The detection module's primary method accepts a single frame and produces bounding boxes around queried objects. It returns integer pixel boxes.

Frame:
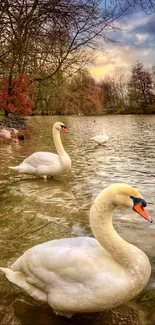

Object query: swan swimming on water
[91,129,109,145]
[91,134,109,144]
[9,122,71,179]
[0,183,152,318]
[0,126,18,143]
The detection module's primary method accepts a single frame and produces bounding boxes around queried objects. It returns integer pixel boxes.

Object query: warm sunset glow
[89,11,155,81]
[89,64,115,81]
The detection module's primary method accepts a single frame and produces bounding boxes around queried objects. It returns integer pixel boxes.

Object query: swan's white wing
[91,135,109,143]
[11,236,125,283]
[9,237,128,312]
[22,152,59,167]
[10,151,66,176]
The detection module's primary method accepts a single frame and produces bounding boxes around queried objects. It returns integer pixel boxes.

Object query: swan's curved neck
[90,190,149,270]
[53,127,66,156]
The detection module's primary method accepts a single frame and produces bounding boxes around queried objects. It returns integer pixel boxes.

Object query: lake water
[0,115,155,325]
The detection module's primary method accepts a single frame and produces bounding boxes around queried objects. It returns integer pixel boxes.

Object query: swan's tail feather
[0,267,47,302]
[9,166,20,171]
[0,267,26,287]
[9,164,36,174]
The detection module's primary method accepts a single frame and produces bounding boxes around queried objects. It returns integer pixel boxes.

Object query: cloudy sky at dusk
[90,4,155,81]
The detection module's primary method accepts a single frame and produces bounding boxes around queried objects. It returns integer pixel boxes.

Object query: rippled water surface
[0,115,155,325]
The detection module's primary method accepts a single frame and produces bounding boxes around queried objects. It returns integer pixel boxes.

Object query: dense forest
[0,0,155,116]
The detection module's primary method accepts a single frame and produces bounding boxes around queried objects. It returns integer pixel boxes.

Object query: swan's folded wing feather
[9,237,130,312]
[22,152,59,167]
[91,135,108,142]
[11,237,123,289]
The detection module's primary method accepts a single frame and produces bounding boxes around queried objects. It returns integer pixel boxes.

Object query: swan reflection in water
[9,177,75,206]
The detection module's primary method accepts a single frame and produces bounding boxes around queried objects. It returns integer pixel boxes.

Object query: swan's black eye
[130,196,147,207]
[60,125,66,129]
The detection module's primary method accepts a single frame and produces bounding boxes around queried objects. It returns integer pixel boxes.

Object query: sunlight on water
[0,115,155,324]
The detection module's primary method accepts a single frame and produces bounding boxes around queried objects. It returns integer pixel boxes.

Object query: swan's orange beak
[133,203,152,223]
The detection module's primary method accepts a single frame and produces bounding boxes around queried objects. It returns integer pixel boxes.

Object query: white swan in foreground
[9,122,71,179]
[0,184,152,317]
[91,134,109,145]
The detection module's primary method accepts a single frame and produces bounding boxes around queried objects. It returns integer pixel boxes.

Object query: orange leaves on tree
[0,74,35,116]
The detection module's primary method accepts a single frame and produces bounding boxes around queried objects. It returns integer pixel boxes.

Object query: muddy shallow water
[0,115,155,325]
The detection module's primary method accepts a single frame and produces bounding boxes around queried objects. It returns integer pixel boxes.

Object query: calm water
[0,115,155,325]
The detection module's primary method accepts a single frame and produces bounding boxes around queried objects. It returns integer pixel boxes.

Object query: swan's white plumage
[11,152,65,176]
[9,122,71,178]
[0,184,151,317]
[0,127,18,141]
[0,129,12,140]
[91,134,109,145]
[1,237,130,312]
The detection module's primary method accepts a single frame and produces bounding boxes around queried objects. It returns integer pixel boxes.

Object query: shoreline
[0,114,27,130]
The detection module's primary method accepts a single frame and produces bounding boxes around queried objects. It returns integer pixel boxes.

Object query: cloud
[89,42,155,81]
[136,33,149,42]
[134,15,155,34]
[89,11,155,81]
[114,12,149,32]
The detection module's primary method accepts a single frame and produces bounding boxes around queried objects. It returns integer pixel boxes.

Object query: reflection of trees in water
[127,116,155,159]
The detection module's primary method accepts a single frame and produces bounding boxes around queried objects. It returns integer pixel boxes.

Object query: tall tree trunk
[5,72,13,117]
[4,110,9,117]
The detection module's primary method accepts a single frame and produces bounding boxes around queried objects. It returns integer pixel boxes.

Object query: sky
[90,3,155,81]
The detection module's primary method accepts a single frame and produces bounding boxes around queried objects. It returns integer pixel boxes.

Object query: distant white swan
[0,127,18,143]
[91,133,109,145]
[0,127,11,140]
[9,122,71,179]
[0,184,152,318]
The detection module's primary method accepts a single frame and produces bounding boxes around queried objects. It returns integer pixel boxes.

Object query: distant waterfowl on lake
[0,126,18,143]
[18,133,25,140]
[10,128,30,141]
[0,127,11,140]
[91,133,109,145]
[0,184,152,318]
[9,122,71,180]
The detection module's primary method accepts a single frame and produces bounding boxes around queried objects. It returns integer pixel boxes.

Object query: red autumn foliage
[0,74,35,116]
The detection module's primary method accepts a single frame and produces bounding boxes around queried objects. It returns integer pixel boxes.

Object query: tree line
[34,62,155,115]
[0,0,155,116]
[99,62,155,115]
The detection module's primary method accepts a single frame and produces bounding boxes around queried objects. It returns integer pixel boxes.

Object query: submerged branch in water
[6,219,70,241]
[29,220,70,234]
